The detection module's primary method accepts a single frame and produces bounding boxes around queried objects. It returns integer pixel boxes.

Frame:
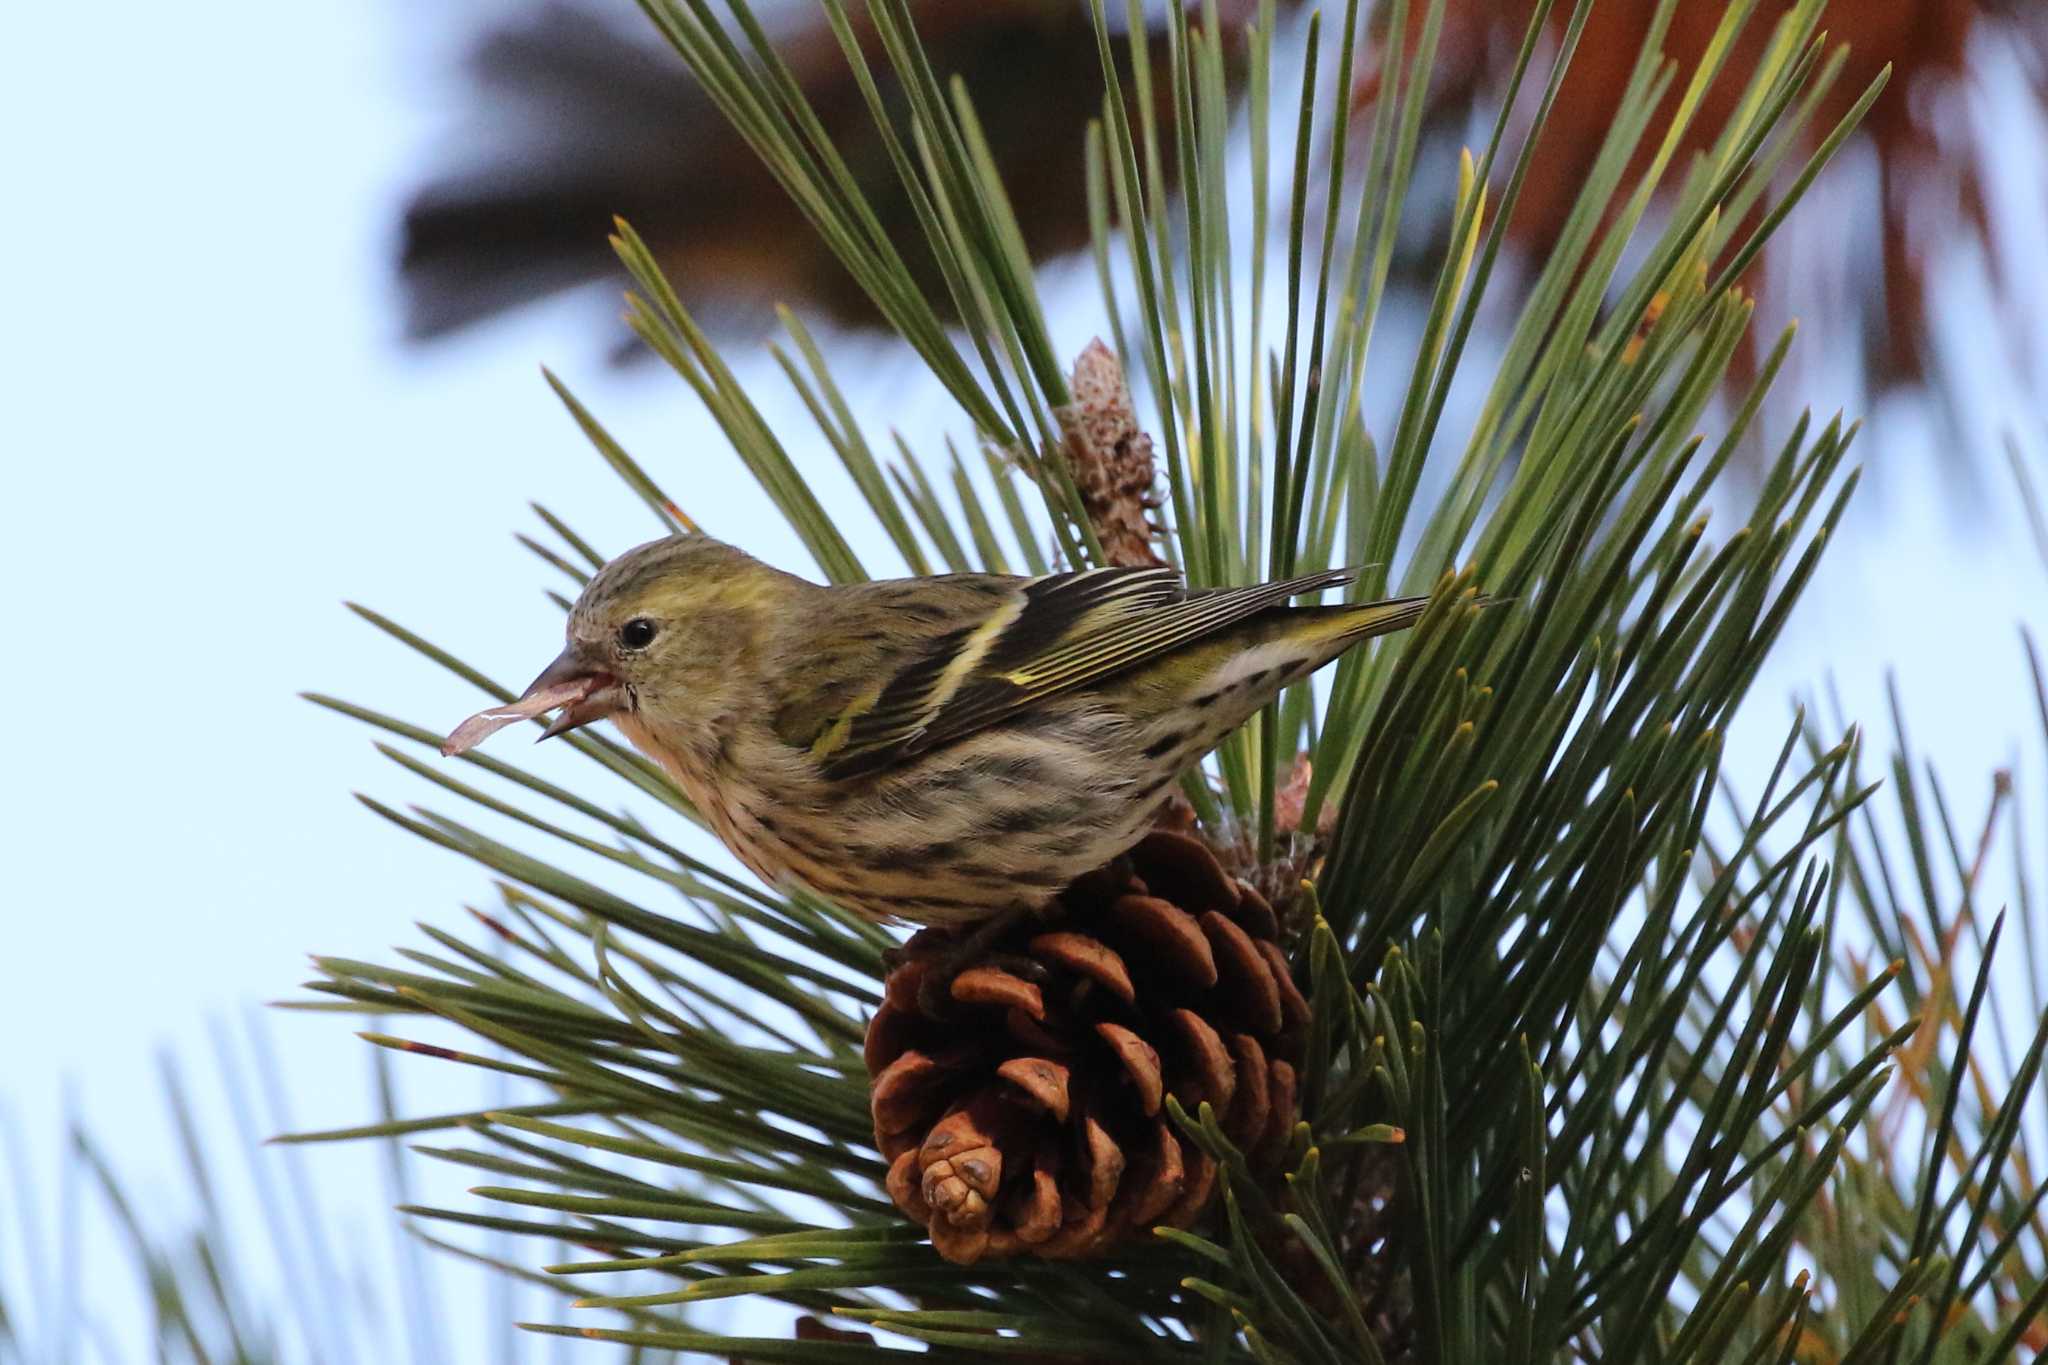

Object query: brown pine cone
[1056,340,1166,570]
[865,830,1312,1264]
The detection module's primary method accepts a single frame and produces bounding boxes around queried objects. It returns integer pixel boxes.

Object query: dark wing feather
[814,564,1356,780]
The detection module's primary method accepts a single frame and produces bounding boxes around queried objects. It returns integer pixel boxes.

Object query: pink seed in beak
[440,677,606,757]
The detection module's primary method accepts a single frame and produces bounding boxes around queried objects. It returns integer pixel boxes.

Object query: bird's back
[706,566,1426,924]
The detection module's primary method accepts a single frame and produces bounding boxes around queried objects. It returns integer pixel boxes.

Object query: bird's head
[441,533,797,756]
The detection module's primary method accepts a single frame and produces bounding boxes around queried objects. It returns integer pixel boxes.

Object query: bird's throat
[615,712,712,799]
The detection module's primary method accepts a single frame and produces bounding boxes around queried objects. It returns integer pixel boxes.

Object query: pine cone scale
[953,965,1046,1016]
[1110,893,1218,986]
[1202,911,1285,1035]
[1095,1021,1165,1116]
[1167,1006,1237,1112]
[996,1056,1072,1120]
[1225,1034,1271,1149]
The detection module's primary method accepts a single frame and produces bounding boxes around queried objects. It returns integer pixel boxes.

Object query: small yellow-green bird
[443,534,1429,927]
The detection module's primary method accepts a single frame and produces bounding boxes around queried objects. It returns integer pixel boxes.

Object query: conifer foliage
[266,0,2047,1359]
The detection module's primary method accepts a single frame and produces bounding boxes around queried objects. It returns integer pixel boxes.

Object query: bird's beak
[440,645,624,757]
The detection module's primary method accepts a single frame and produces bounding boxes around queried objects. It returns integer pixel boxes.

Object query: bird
[442,533,1431,931]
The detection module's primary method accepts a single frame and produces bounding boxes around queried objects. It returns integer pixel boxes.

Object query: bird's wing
[808,564,1357,780]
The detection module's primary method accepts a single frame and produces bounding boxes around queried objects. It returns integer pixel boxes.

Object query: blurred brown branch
[399,0,1245,349]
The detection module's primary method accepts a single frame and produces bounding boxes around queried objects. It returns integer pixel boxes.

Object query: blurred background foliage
[399,0,1213,343]
[400,0,2046,402]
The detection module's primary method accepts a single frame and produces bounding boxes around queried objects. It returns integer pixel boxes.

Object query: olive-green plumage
[444,534,1429,925]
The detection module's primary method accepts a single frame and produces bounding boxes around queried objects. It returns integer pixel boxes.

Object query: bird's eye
[618,618,658,651]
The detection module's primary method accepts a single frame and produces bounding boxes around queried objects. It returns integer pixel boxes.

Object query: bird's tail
[1290,589,1492,655]
[1328,593,1433,642]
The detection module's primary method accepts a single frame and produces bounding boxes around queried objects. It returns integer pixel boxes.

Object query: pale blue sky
[3,2,2045,1359]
